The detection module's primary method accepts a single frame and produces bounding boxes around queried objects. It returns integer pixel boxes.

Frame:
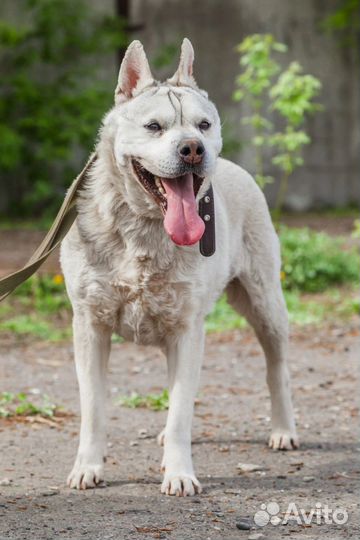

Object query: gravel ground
[0,324,359,540]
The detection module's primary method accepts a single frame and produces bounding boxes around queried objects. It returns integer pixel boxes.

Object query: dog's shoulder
[212,157,269,217]
[214,157,259,192]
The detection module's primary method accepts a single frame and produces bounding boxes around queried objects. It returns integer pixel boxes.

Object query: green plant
[0,391,57,417]
[233,34,322,213]
[279,226,359,292]
[0,0,127,217]
[351,219,360,239]
[118,389,169,411]
[12,273,70,313]
[322,0,360,48]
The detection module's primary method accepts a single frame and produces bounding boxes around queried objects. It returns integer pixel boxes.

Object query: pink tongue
[161,173,205,246]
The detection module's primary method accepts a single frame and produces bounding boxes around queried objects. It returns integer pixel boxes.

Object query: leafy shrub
[0,0,126,217]
[233,34,322,214]
[279,226,359,292]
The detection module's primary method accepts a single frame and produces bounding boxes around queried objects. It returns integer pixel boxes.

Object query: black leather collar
[199,184,216,257]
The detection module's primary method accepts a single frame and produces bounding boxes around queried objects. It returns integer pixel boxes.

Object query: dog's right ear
[167,38,198,88]
[115,41,154,104]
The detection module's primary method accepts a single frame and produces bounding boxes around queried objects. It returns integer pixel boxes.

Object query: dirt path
[0,325,358,539]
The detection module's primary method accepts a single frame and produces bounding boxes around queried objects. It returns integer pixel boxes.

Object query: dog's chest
[90,258,192,345]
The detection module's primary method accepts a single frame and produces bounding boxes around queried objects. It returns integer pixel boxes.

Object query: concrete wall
[130,0,360,209]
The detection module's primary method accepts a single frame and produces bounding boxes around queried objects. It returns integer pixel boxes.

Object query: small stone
[303,476,315,482]
[237,463,266,473]
[138,428,148,439]
[236,519,252,530]
[248,534,265,540]
[0,478,11,486]
[129,440,139,446]
[41,490,59,496]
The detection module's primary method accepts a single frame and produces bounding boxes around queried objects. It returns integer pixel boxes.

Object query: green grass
[285,291,327,325]
[205,288,359,331]
[117,389,169,411]
[0,314,71,341]
[0,217,54,230]
[205,295,247,332]
[0,391,57,418]
[277,207,359,219]
[0,274,71,341]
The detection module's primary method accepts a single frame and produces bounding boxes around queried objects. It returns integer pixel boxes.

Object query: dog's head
[103,38,222,246]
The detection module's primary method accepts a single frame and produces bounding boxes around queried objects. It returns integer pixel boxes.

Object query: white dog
[60,38,298,497]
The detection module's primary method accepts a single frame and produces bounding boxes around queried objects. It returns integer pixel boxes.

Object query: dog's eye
[145,122,162,132]
[199,120,211,131]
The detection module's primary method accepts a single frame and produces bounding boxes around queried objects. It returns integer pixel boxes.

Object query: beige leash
[0,153,97,302]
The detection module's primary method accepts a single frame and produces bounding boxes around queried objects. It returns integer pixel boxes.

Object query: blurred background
[0,0,359,216]
[0,0,359,343]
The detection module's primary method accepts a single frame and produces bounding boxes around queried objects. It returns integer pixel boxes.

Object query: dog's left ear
[167,38,198,88]
[115,40,154,104]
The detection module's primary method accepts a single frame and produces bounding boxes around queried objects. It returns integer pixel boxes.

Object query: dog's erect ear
[167,38,198,88]
[115,41,154,104]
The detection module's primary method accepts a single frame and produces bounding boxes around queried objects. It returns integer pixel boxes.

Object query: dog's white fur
[60,39,298,497]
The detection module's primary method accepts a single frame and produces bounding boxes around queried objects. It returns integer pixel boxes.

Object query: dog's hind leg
[67,311,111,489]
[160,323,204,496]
[226,273,298,450]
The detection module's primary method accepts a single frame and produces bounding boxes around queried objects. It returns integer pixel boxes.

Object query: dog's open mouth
[132,159,205,246]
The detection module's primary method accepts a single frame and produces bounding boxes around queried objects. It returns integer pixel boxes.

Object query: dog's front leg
[67,311,111,489]
[161,324,204,496]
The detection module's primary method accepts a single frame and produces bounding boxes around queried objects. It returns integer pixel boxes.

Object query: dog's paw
[67,457,105,490]
[157,428,165,446]
[269,431,299,450]
[161,474,202,497]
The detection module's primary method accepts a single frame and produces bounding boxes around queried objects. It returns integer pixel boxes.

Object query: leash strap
[199,184,216,257]
[0,153,97,302]
[0,156,216,301]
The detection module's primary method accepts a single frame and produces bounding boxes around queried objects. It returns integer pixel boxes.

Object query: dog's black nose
[178,139,205,165]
